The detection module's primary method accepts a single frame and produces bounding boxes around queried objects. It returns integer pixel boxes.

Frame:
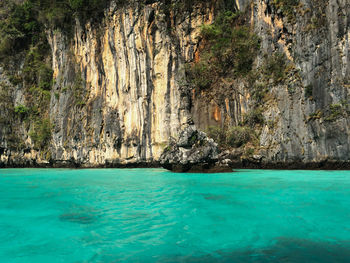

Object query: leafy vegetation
[304,84,313,99]
[309,15,327,30]
[243,108,264,126]
[307,109,323,121]
[23,45,53,89]
[0,84,14,125]
[32,0,112,30]
[0,1,42,60]
[249,83,268,104]
[206,107,263,149]
[207,126,227,146]
[325,104,344,122]
[14,104,30,119]
[0,1,54,152]
[0,0,115,60]
[72,71,87,106]
[262,52,288,84]
[272,0,300,22]
[187,9,268,151]
[305,1,328,32]
[207,126,256,149]
[226,126,255,148]
[186,11,260,92]
[29,118,52,150]
[308,103,348,122]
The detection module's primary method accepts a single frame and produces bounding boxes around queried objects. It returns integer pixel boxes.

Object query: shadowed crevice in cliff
[108,26,120,96]
[142,11,156,161]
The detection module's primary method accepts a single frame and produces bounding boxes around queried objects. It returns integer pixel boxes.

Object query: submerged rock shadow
[202,193,226,201]
[156,237,350,263]
[78,237,350,263]
[59,213,96,224]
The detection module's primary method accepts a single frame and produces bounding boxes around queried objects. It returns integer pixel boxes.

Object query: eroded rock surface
[0,0,350,168]
[160,123,231,173]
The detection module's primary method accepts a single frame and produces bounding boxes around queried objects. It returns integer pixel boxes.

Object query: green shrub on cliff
[0,0,114,42]
[184,54,213,90]
[35,0,111,29]
[263,52,287,84]
[207,126,226,146]
[243,108,265,126]
[14,105,30,119]
[189,9,262,150]
[304,84,313,99]
[186,10,260,95]
[207,125,255,149]
[0,0,52,89]
[29,118,52,150]
[38,64,54,91]
[272,0,299,22]
[226,126,254,148]
[72,71,88,106]
[0,1,41,59]
[325,104,344,122]
[22,44,53,89]
[201,11,259,77]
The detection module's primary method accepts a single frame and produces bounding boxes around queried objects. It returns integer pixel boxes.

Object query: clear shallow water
[0,169,350,263]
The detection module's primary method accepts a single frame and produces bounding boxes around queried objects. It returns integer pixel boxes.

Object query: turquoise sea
[0,168,349,262]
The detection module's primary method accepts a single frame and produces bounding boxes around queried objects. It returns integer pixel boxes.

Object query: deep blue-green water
[0,169,350,262]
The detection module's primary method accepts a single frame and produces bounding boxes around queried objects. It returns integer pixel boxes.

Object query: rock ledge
[159,124,232,173]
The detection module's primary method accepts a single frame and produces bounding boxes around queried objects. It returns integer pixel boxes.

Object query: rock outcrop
[0,1,216,167]
[0,0,350,168]
[160,122,231,172]
[191,0,350,165]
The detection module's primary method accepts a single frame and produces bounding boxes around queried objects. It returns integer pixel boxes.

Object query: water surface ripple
[0,169,349,262]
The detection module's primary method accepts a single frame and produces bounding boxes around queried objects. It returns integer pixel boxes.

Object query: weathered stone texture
[1,0,349,167]
[192,0,350,164]
[46,2,215,166]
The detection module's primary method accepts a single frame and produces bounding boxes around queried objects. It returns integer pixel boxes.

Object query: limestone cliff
[0,0,349,167]
[190,0,350,166]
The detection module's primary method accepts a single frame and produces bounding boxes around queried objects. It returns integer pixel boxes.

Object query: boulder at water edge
[159,124,232,173]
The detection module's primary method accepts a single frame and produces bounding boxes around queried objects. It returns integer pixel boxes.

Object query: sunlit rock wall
[1,0,349,167]
[191,0,350,163]
[47,2,215,166]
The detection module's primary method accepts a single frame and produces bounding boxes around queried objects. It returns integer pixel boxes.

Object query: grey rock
[1,0,350,168]
[253,155,263,161]
[160,125,230,172]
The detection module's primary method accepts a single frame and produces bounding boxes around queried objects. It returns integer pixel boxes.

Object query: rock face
[159,123,231,172]
[45,2,217,166]
[0,1,216,167]
[190,0,350,166]
[0,0,350,168]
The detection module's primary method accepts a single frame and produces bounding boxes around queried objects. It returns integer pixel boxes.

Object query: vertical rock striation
[46,1,215,166]
[256,0,350,163]
[191,0,350,165]
[0,0,349,167]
